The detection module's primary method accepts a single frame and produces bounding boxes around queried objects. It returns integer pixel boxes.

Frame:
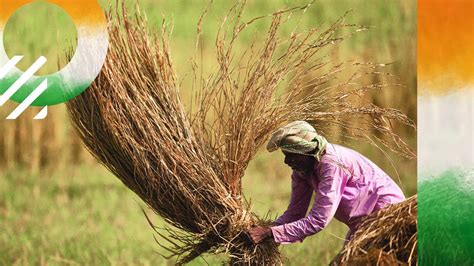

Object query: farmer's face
[283,151,315,175]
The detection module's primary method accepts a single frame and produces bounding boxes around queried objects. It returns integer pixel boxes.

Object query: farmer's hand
[248,226,273,244]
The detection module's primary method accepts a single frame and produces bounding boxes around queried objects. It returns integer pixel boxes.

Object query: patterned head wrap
[266,121,328,160]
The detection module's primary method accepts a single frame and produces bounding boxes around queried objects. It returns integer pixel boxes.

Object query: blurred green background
[0,0,416,265]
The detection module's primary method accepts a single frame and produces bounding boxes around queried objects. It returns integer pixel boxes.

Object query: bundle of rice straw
[67,2,415,264]
[331,195,417,266]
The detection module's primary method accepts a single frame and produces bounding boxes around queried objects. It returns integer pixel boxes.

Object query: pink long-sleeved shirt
[270,144,405,244]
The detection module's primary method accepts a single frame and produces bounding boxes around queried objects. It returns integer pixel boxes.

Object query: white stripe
[0,56,23,79]
[33,106,48,120]
[7,79,48,120]
[0,56,47,107]
[418,88,474,179]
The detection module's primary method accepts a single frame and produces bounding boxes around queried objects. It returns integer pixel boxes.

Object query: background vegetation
[0,0,416,264]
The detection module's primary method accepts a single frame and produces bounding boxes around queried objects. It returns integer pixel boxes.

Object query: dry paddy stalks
[331,195,417,266]
[67,2,415,265]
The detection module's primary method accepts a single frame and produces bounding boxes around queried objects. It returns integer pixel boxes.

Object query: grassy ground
[1,159,348,265]
[0,149,413,265]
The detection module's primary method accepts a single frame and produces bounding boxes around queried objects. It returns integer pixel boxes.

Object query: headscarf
[266,121,328,161]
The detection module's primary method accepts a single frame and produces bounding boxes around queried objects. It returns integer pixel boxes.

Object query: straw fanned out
[67,2,415,265]
[331,195,417,266]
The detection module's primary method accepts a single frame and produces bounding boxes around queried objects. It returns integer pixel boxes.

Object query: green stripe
[418,169,474,265]
[0,74,90,106]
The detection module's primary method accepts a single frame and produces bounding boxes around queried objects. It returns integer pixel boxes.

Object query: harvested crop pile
[331,195,417,266]
[67,2,415,264]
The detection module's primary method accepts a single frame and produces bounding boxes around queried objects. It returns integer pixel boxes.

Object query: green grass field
[0,149,413,265]
[1,0,416,264]
[1,156,348,265]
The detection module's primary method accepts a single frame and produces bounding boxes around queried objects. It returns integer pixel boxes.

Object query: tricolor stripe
[6,79,47,119]
[418,0,474,264]
[0,0,108,106]
[0,56,46,106]
[0,0,107,25]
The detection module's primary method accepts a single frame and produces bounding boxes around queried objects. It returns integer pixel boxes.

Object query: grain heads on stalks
[67,2,415,264]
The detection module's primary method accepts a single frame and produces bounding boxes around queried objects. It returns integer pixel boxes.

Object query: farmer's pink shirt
[271,144,405,244]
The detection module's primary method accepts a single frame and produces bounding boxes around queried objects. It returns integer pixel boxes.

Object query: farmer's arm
[270,164,346,244]
[273,172,313,226]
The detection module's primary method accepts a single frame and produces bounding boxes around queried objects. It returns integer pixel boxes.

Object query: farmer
[248,121,405,245]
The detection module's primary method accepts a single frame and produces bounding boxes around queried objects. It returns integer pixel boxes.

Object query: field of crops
[0,0,416,264]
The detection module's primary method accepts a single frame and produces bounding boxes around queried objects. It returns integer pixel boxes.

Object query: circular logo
[0,0,108,106]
